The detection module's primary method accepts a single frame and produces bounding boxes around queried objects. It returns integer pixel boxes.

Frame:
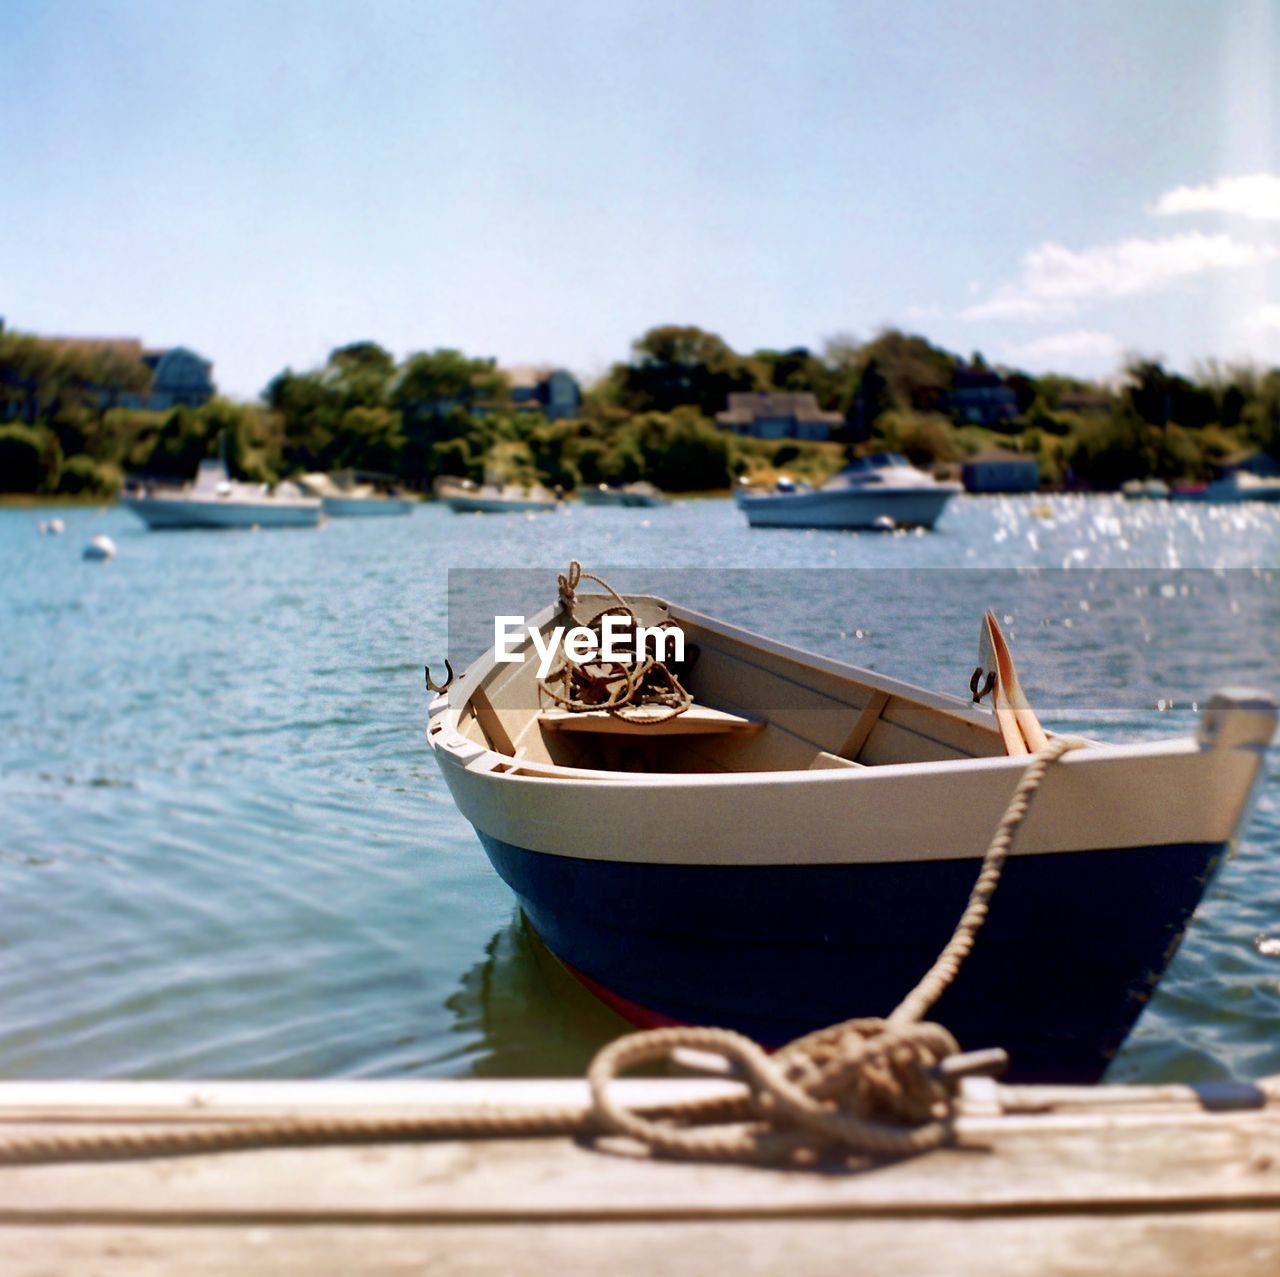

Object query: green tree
[323,342,396,411]
[1067,408,1154,489]
[393,350,505,421]
[611,325,763,417]
[0,424,61,492]
[1242,369,1280,455]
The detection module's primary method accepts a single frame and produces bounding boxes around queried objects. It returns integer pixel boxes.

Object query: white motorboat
[1172,472,1280,504]
[425,566,1276,1083]
[439,481,561,514]
[738,452,960,529]
[578,482,669,508]
[297,471,416,517]
[120,460,323,529]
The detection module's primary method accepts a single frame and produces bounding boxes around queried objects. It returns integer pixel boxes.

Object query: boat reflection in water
[445,910,629,1077]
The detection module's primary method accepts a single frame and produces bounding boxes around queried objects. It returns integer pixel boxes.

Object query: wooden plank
[468,685,517,756]
[836,688,890,760]
[2,1085,1279,1222]
[539,704,764,736]
[4,1214,1279,1277]
[809,751,867,770]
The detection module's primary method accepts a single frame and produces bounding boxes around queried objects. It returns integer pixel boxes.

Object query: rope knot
[587,1019,962,1164]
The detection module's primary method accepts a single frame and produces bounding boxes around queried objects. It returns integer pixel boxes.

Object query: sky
[3,0,1279,399]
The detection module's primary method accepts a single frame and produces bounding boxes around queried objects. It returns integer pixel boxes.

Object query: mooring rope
[0,739,1080,1166]
[538,560,693,725]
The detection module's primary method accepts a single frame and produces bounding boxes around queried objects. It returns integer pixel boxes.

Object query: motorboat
[439,480,561,514]
[425,569,1276,1084]
[737,453,960,529]
[296,471,415,517]
[578,482,669,508]
[1172,472,1280,504]
[120,459,322,530]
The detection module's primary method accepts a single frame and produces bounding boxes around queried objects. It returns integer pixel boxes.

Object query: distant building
[504,366,582,420]
[961,446,1040,493]
[716,392,842,441]
[134,346,215,410]
[951,365,1018,427]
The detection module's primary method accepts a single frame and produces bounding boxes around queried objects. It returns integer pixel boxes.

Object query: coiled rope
[0,738,1080,1167]
[538,561,692,725]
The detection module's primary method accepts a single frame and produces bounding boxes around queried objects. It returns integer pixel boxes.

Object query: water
[1,495,1278,1083]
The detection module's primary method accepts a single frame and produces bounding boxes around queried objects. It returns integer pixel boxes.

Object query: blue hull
[477,834,1227,1083]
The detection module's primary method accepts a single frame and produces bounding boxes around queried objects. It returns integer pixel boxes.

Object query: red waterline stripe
[561,960,687,1031]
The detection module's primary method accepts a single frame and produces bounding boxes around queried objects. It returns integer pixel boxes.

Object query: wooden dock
[2,1075,1278,1274]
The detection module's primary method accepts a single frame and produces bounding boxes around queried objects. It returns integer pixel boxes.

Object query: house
[504,366,582,420]
[961,446,1040,493]
[716,392,842,441]
[133,346,215,410]
[951,364,1018,427]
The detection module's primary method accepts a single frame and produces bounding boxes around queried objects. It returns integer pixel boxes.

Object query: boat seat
[538,704,765,737]
[808,750,867,770]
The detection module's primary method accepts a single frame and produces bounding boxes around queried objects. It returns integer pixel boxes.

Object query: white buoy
[871,515,896,532]
[49,518,65,534]
[82,534,117,561]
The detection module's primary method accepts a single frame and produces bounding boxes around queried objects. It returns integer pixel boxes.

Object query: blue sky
[3,0,1279,397]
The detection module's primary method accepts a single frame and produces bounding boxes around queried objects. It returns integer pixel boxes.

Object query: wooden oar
[974,610,1048,755]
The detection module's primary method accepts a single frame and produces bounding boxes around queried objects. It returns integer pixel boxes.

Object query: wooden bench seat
[538,703,765,737]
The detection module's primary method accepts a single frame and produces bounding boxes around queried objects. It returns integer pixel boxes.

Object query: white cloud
[1152,174,1280,221]
[1004,330,1121,368]
[1248,302,1280,330]
[963,232,1278,321]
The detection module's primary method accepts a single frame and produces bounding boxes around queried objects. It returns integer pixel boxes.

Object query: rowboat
[737,452,961,529]
[425,571,1276,1083]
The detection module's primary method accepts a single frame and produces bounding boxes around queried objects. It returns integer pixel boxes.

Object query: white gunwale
[423,590,1272,866]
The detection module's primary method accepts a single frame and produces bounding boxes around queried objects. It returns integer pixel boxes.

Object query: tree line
[2,323,1278,497]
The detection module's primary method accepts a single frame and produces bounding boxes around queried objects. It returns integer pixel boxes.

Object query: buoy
[82,534,117,561]
[871,515,896,532]
[50,518,65,534]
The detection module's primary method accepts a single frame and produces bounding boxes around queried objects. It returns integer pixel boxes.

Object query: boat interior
[445,594,1022,776]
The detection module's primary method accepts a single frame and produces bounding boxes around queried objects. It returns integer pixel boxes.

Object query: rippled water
[1,495,1278,1083]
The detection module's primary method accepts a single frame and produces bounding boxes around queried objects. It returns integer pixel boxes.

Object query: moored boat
[426,569,1276,1084]
[1121,478,1171,501]
[737,453,960,529]
[439,480,561,514]
[297,471,416,517]
[579,482,669,508]
[1171,472,1280,504]
[121,459,322,530]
